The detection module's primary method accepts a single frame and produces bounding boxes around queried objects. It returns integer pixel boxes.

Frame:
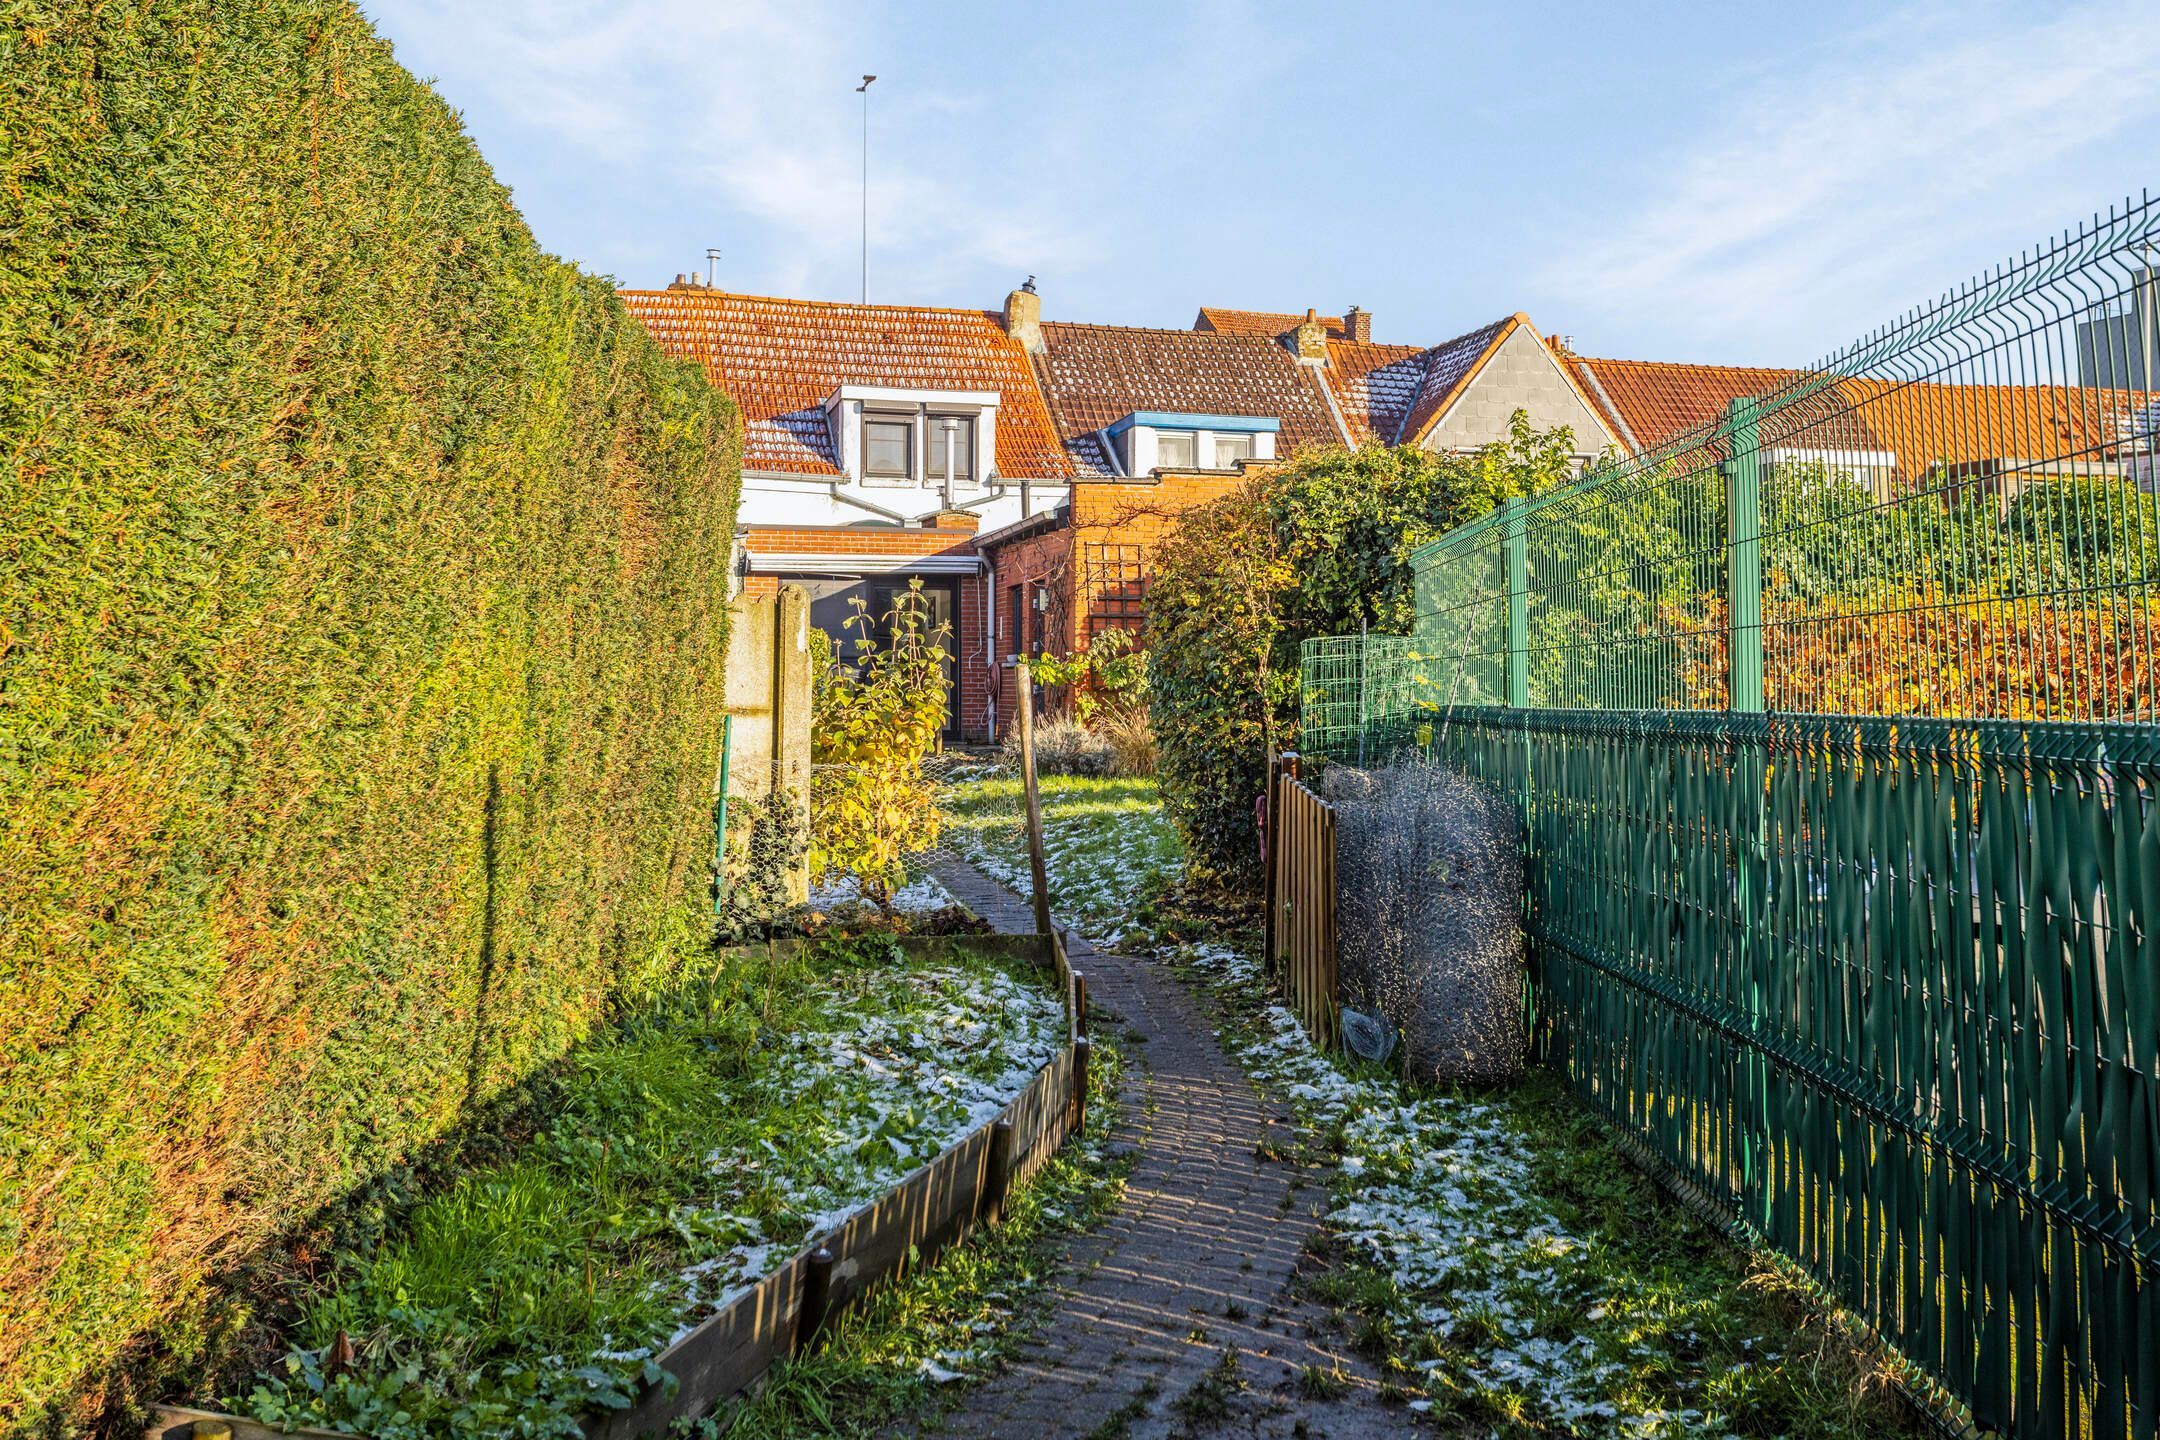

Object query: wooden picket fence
[1263,750,1338,1046]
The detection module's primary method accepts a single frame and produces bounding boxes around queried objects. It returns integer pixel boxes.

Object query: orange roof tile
[1558,348,2142,478]
[1194,306,1349,340]
[1394,317,1518,446]
[618,288,1072,478]
[1556,351,1813,453]
[1833,377,2138,474]
[1320,340,1430,446]
[1034,321,1347,471]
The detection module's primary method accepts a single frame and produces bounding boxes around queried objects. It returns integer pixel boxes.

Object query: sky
[361,0,2160,366]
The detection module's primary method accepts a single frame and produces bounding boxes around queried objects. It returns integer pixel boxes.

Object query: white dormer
[1102,411,1279,475]
[824,385,1000,492]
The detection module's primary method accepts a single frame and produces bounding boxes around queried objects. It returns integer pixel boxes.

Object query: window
[1004,583,1022,648]
[1213,433,1254,468]
[864,416,912,478]
[924,415,973,481]
[1154,429,1197,470]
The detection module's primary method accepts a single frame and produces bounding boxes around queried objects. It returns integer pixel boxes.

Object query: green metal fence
[1301,195,2160,1439]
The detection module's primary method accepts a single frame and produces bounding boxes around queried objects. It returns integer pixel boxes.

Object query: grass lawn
[938,768,1183,948]
[230,934,1066,1440]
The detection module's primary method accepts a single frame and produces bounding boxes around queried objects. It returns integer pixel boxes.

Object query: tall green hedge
[0,3,741,1427]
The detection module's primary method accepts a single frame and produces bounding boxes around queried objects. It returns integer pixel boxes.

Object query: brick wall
[742,524,980,559]
[977,474,1251,736]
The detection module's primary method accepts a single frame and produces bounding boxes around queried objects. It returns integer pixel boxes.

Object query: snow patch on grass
[1179,943,1763,1438]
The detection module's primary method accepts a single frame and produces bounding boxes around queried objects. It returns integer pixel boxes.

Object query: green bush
[1147,426,1568,887]
[0,3,740,1428]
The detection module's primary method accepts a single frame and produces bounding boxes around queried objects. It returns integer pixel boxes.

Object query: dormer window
[1102,411,1280,475]
[926,415,974,482]
[827,386,1000,488]
[865,416,913,478]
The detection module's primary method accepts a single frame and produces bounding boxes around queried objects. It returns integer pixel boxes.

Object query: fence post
[1503,497,1528,707]
[1015,660,1055,938]
[1260,747,1279,974]
[711,713,733,915]
[1723,397,1764,713]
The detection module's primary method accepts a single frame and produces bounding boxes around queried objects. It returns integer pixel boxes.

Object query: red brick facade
[978,472,1253,737]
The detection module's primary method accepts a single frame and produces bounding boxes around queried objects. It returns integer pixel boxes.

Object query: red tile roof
[1554,350,1814,453]
[1194,306,1348,340]
[1320,340,1430,446]
[1834,378,2139,474]
[1551,351,2142,476]
[619,289,1072,478]
[1033,321,1348,471]
[1394,317,1519,446]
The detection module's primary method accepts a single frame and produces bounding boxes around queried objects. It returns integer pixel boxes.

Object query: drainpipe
[938,415,959,508]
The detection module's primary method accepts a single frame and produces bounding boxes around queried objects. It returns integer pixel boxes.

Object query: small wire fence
[1299,193,2160,1440]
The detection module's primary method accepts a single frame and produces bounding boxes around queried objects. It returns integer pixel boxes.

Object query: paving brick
[898,858,1413,1440]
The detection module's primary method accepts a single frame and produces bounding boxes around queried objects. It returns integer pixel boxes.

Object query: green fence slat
[1327,698,2157,1440]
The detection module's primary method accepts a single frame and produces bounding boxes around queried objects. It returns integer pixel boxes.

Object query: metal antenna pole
[856,75,876,302]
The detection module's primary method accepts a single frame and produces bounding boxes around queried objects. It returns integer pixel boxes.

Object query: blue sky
[363,0,2160,365]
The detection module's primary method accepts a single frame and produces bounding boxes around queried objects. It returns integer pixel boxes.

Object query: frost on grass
[939,771,1181,948]
[1179,942,1771,1439]
[658,962,1059,1338]
[242,954,1063,1440]
[807,868,959,914]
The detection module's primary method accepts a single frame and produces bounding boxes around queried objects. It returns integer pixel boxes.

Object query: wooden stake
[1072,1037,1091,1135]
[797,1245,835,1352]
[1015,659,1054,938]
[981,1118,1014,1225]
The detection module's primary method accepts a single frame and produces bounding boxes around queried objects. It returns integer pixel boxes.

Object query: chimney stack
[1003,277,1043,354]
[1291,308,1328,364]
[1344,306,1371,344]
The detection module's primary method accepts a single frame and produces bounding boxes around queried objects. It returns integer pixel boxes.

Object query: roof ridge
[1563,351,1808,375]
[1043,318,1302,343]
[618,287,1003,321]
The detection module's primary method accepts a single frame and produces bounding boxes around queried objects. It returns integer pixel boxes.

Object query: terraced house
[625,281,1618,739]
[625,278,2156,740]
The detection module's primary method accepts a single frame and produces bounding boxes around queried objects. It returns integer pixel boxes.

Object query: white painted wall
[737,473,1070,532]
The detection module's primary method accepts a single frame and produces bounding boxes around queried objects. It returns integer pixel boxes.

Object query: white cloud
[365,0,1099,295]
[1540,0,2160,361]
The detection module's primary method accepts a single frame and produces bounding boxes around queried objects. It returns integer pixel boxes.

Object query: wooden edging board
[150,931,1085,1440]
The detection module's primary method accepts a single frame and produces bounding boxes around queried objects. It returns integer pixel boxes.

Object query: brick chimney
[927,508,981,534]
[1003,278,1043,354]
[1291,308,1329,364]
[1343,306,1371,344]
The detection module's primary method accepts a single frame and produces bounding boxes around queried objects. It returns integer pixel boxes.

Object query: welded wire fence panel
[1298,634,1421,765]
[1296,195,2160,1440]
[1397,195,2160,722]
[1427,707,2158,1440]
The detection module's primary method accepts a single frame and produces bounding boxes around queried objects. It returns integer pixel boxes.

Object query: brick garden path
[908,857,1410,1440]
